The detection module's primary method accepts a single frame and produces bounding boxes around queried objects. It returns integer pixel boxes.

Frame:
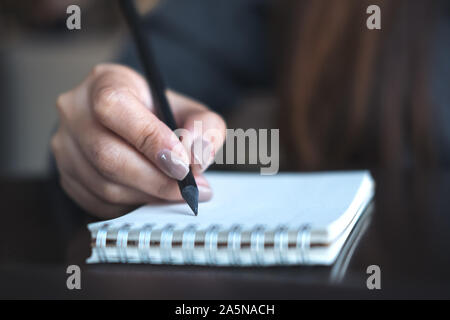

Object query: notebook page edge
[311,172,374,244]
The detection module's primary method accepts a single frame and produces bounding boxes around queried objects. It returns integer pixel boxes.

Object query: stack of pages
[87,171,374,266]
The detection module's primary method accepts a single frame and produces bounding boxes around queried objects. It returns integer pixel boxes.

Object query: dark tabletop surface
[1,170,450,299]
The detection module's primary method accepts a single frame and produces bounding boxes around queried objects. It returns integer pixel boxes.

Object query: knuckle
[99,183,125,204]
[56,92,71,119]
[92,86,130,124]
[56,93,65,109]
[90,63,139,81]
[89,64,108,77]
[92,86,116,121]
[136,122,159,153]
[91,141,122,179]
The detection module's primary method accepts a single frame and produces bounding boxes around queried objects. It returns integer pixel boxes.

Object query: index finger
[90,72,191,181]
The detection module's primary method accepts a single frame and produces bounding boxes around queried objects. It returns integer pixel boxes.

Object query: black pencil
[118,0,199,215]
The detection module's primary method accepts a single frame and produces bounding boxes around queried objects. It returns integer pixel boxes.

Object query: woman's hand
[51,63,226,218]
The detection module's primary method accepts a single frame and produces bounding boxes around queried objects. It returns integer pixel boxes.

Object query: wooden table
[1,171,450,299]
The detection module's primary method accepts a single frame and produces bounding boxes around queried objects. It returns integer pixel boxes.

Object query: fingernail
[191,138,213,171]
[157,149,189,180]
[198,185,213,202]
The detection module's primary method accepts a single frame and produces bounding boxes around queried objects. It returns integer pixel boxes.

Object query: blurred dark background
[0,0,277,178]
[0,0,160,178]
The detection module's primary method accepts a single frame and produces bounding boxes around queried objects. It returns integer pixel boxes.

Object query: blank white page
[88,171,374,243]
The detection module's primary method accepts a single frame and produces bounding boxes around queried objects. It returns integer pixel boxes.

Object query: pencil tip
[181,185,198,216]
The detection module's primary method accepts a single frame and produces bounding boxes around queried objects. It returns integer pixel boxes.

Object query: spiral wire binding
[95,224,109,263]
[204,225,220,265]
[94,222,312,265]
[181,224,197,264]
[297,224,311,264]
[250,225,266,265]
[274,225,290,264]
[117,224,131,262]
[160,224,175,263]
[228,224,243,265]
[138,224,154,263]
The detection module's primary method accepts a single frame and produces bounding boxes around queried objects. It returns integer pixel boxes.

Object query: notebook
[87,171,374,266]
